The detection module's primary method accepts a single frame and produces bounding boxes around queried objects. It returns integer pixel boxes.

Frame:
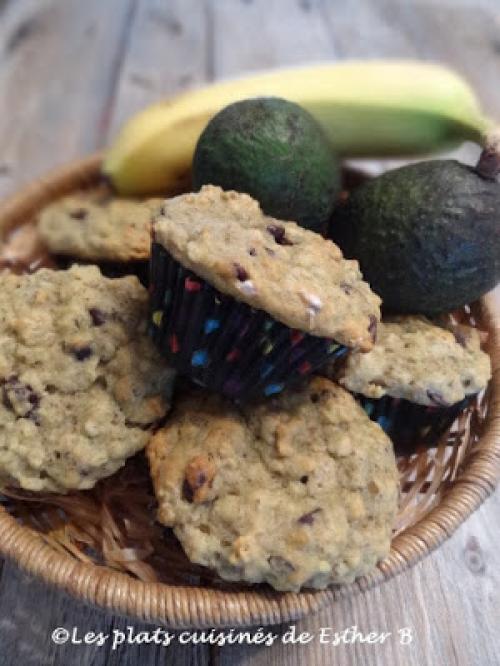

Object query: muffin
[336,316,491,448]
[0,265,176,492]
[147,377,399,592]
[39,192,163,263]
[149,185,381,401]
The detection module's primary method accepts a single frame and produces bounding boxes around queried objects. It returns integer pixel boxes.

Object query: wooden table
[0,1,499,664]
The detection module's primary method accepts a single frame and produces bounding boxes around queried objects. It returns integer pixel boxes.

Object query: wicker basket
[0,154,498,629]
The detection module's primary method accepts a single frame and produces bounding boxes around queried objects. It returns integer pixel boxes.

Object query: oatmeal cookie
[0,265,175,492]
[39,193,163,262]
[153,185,380,350]
[147,377,398,592]
[340,316,491,406]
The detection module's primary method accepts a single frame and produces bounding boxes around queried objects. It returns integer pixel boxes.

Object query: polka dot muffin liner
[357,394,473,452]
[148,243,348,402]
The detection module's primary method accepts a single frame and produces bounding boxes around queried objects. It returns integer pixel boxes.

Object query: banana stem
[476,128,500,179]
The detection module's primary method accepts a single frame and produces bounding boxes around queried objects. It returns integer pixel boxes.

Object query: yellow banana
[103,60,490,195]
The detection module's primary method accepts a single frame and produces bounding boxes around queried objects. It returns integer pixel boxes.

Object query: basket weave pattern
[0,155,498,628]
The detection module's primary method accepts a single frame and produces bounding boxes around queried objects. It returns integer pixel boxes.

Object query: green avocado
[192,97,340,231]
[329,160,500,314]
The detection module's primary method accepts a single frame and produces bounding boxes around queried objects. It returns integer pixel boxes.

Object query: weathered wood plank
[0,2,499,666]
[106,0,209,142]
[320,0,419,58]
[0,0,137,198]
[210,0,337,78]
[0,560,210,666]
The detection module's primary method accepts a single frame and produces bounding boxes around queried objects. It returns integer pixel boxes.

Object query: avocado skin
[329,160,500,314]
[192,97,340,231]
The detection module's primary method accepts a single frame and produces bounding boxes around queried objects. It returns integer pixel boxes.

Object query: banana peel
[103,60,490,195]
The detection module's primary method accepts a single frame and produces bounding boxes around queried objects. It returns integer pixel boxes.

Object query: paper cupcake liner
[148,243,348,401]
[358,394,473,451]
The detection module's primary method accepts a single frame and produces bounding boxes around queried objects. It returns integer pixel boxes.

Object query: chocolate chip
[265,247,276,257]
[426,390,449,407]
[1,375,41,422]
[1,385,11,410]
[71,346,93,362]
[268,555,295,574]
[453,330,467,347]
[89,307,106,326]
[69,208,88,221]
[267,224,293,246]
[310,389,330,403]
[28,393,40,407]
[183,455,216,503]
[340,282,353,295]
[248,247,257,256]
[233,263,249,281]
[298,508,322,525]
[182,479,194,503]
[300,475,309,484]
[368,315,377,344]
[192,471,207,489]
[29,412,41,426]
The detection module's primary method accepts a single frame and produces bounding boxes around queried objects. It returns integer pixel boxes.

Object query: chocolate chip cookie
[38,192,163,262]
[0,265,175,492]
[339,316,491,406]
[153,185,381,350]
[147,377,398,592]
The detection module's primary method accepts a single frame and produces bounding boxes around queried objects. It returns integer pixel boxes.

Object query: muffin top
[0,265,175,492]
[39,192,163,262]
[340,316,491,406]
[153,185,381,350]
[147,377,398,592]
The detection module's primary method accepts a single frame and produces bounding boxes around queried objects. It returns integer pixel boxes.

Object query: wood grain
[320,0,420,58]
[106,0,209,142]
[0,0,137,198]
[210,0,336,77]
[0,0,499,665]
[0,561,210,666]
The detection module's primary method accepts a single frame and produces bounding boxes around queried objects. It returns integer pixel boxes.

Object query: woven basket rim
[0,154,498,629]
